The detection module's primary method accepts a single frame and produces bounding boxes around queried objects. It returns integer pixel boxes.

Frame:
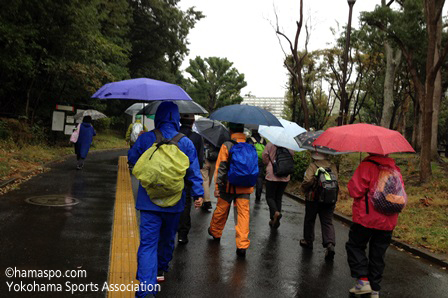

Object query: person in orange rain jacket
[208,122,256,258]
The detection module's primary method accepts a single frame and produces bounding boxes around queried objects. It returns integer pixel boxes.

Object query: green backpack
[132,129,190,207]
[251,137,266,161]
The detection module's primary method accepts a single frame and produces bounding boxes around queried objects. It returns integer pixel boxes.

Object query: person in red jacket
[346,153,406,298]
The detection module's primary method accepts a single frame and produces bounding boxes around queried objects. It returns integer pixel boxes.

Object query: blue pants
[136,211,181,297]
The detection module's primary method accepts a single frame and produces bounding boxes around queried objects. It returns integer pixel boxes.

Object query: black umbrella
[209,104,282,126]
[194,118,230,147]
[137,100,208,115]
[295,130,347,155]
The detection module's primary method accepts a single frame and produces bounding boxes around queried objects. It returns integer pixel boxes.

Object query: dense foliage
[0,0,203,125]
[185,56,247,113]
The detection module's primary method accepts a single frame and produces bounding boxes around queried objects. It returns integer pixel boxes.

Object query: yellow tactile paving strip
[108,156,139,297]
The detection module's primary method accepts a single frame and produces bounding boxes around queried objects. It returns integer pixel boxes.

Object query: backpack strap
[365,160,381,166]
[363,159,381,214]
[149,130,185,160]
[153,129,163,143]
[170,133,185,147]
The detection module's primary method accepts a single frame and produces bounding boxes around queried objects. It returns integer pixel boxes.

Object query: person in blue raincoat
[128,102,204,297]
[75,116,96,170]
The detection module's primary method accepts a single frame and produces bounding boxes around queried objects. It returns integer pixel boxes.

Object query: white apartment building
[241,96,286,118]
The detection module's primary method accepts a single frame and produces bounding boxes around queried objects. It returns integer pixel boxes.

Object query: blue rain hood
[155,102,180,131]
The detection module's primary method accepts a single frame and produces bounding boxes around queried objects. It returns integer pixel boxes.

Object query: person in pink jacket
[346,153,406,298]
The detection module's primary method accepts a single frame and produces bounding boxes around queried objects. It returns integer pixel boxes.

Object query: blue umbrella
[92,78,192,101]
[209,104,282,127]
[137,100,207,115]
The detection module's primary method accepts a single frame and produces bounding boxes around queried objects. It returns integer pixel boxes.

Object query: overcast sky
[178,0,379,97]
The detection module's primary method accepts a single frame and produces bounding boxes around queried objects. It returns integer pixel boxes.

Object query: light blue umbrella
[259,119,306,151]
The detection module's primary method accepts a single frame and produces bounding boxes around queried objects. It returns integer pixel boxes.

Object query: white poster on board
[52,111,65,131]
[64,125,75,135]
[66,116,74,124]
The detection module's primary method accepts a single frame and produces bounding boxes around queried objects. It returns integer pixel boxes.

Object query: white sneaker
[371,291,379,297]
[349,279,372,295]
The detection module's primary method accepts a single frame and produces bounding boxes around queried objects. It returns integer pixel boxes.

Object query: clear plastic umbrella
[259,119,306,151]
[74,109,107,120]
[124,103,145,115]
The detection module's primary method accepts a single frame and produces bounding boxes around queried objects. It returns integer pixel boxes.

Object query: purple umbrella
[91,78,192,101]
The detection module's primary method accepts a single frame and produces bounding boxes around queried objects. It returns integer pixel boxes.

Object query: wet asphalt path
[0,149,127,297]
[0,151,447,297]
[131,178,448,298]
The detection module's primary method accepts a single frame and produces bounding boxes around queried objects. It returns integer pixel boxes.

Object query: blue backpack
[227,141,259,187]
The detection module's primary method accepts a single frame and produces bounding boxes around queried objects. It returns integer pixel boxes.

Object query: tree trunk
[296,68,309,129]
[420,0,440,183]
[431,17,442,159]
[412,100,422,152]
[396,93,410,135]
[381,43,401,128]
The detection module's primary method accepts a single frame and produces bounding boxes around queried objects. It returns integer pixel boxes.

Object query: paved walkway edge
[284,191,448,268]
[108,156,140,297]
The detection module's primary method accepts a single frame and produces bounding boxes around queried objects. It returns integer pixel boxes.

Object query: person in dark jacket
[346,153,406,297]
[300,152,338,261]
[177,113,205,244]
[74,116,96,170]
[128,102,204,297]
[246,130,267,202]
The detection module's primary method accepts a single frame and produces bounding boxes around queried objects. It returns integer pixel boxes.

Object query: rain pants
[128,102,204,297]
[209,132,254,250]
[74,122,96,159]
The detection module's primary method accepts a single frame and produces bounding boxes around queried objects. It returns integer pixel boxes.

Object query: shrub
[110,116,126,130]
[0,119,10,140]
[291,151,311,182]
[95,118,111,132]
[0,118,32,147]
[30,122,49,145]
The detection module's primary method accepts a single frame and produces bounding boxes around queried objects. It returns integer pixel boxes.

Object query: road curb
[0,147,127,190]
[284,191,448,268]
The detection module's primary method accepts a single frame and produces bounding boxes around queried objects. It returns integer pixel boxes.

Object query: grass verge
[0,129,127,185]
[286,153,448,254]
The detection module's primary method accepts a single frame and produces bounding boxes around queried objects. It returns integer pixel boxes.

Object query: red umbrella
[312,123,415,155]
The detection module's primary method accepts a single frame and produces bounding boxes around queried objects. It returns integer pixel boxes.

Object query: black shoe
[236,248,246,258]
[178,234,189,244]
[325,243,335,261]
[272,212,282,229]
[156,270,165,283]
[201,201,212,211]
[299,239,313,249]
[208,227,220,241]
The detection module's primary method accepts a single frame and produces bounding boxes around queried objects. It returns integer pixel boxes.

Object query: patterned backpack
[366,160,407,215]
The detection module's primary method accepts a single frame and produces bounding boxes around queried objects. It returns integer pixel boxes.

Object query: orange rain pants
[209,197,250,249]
